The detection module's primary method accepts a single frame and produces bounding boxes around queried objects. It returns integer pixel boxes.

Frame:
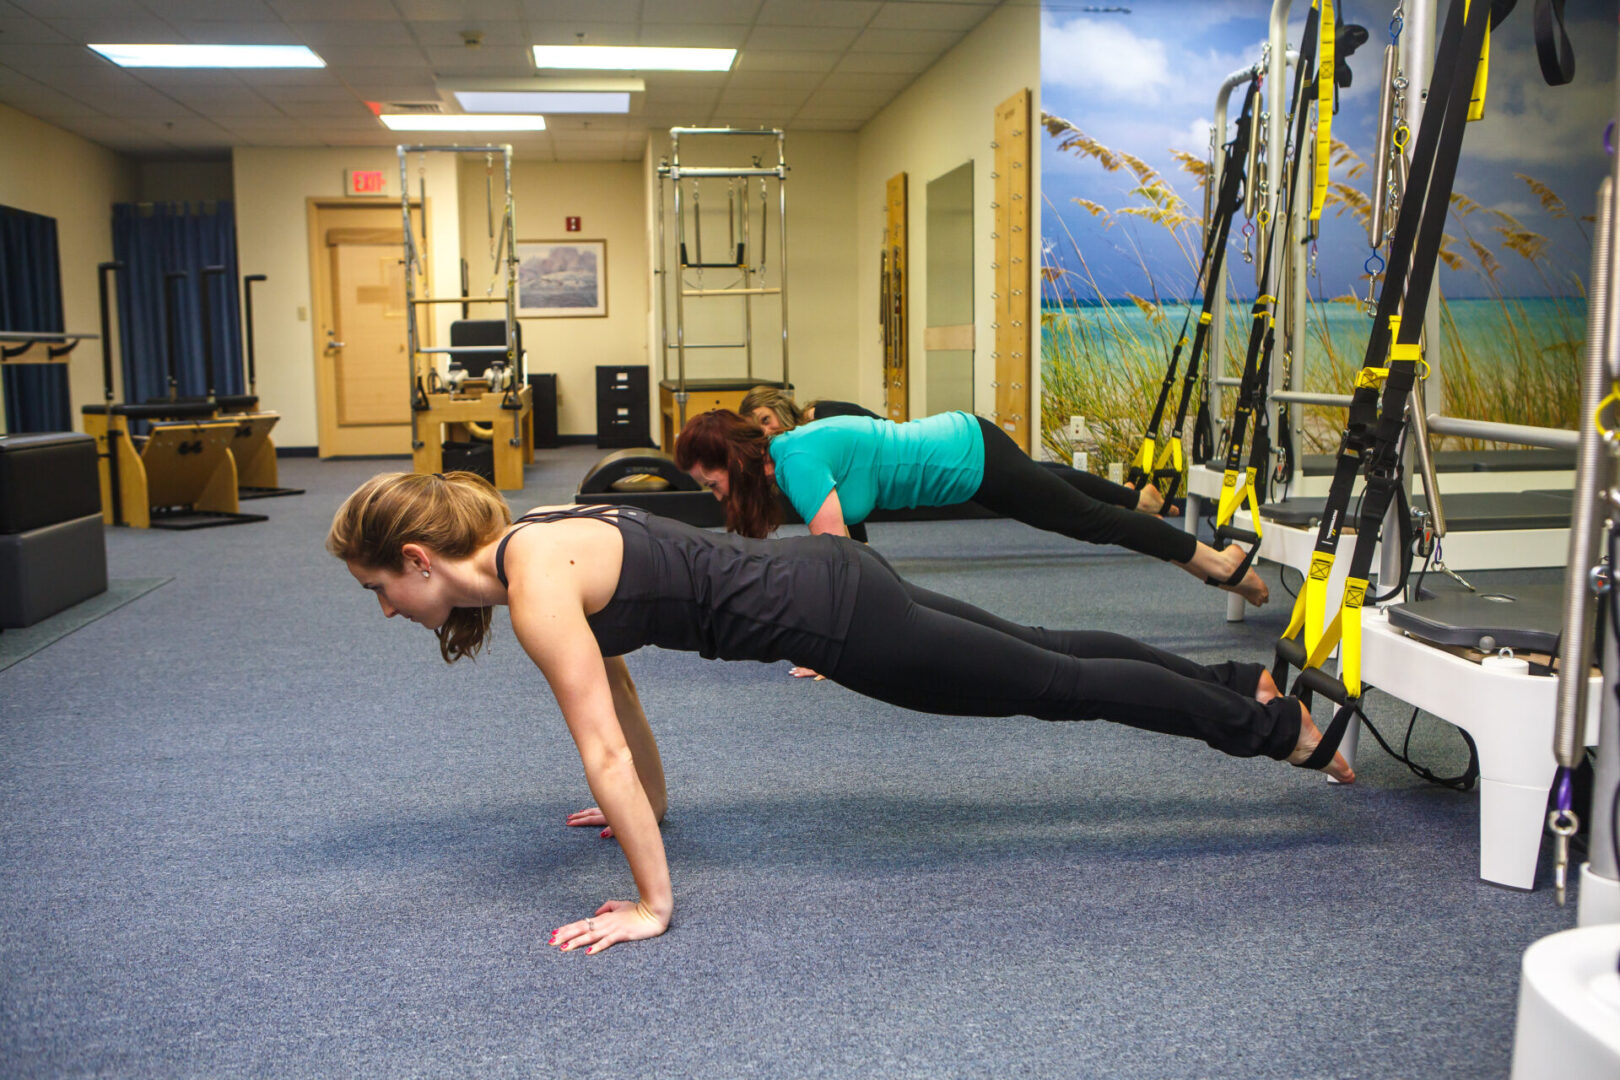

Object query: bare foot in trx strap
[1288,704,1356,784]
[1182,542,1269,606]
[1133,483,1165,515]
[1255,668,1279,704]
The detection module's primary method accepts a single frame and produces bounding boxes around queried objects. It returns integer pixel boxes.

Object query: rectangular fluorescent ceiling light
[379,114,547,131]
[531,45,734,71]
[454,91,630,114]
[89,44,325,68]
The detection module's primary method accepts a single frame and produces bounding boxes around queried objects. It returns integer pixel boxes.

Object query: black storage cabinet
[595,365,650,449]
[0,432,107,628]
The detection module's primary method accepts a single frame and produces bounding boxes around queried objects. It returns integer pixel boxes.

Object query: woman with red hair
[674,409,1265,605]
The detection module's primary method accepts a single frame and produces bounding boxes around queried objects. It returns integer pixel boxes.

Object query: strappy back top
[495,504,862,668]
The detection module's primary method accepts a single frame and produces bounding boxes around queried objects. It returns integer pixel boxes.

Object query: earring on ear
[422,570,430,578]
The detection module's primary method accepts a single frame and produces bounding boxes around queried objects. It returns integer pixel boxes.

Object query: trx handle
[1206,525,1261,588]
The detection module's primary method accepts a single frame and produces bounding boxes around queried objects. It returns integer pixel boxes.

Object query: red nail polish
[600,828,609,837]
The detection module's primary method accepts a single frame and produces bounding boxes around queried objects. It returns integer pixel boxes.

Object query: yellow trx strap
[1312,0,1335,224]
[1337,576,1371,697]
[1466,0,1491,121]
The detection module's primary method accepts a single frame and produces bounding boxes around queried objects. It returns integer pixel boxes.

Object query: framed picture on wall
[515,239,607,318]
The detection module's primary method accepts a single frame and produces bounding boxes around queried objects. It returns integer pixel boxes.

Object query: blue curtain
[112,202,243,405]
[0,205,69,432]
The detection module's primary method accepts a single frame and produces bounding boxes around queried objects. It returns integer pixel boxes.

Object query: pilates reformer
[399,143,534,491]
[80,263,267,530]
[654,128,791,448]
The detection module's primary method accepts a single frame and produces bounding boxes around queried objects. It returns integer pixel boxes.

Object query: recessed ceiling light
[531,45,735,72]
[454,91,631,114]
[378,114,548,131]
[88,44,325,68]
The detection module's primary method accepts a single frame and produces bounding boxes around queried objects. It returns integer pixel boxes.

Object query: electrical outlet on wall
[1067,415,1092,444]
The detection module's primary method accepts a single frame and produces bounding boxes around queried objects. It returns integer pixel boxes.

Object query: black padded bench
[0,432,107,628]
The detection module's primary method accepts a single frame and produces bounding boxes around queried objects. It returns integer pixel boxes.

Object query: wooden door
[309,201,423,457]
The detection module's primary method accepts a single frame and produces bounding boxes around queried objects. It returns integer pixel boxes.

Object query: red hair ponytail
[674,410,782,539]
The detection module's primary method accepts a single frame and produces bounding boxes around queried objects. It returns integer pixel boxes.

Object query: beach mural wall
[1039,1,1615,465]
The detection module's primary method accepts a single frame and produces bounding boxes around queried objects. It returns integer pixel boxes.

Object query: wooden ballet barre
[680,287,782,298]
[410,296,511,305]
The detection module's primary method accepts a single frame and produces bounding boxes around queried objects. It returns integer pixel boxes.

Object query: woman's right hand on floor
[789,666,826,680]
[550,899,670,955]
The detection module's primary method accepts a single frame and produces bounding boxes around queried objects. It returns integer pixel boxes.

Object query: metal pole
[777,130,790,390]
[97,261,123,525]
[656,162,671,386]
[243,274,265,396]
[742,175,754,380]
[398,145,422,450]
[673,164,690,427]
[163,270,186,402]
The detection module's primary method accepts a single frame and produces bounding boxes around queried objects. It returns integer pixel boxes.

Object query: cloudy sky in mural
[1040,0,1615,301]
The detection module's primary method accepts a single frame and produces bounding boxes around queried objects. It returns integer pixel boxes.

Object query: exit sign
[345,169,388,196]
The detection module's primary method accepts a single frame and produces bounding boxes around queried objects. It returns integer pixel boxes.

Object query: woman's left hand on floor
[566,805,614,837]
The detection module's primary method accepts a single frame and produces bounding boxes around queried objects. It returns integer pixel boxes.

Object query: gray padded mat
[1385,582,1565,653]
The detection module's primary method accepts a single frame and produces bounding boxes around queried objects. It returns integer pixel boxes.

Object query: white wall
[458,158,648,438]
[233,147,462,449]
[855,1,1041,423]
[137,160,233,204]
[0,104,136,434]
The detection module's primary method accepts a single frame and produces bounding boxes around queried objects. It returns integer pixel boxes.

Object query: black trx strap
[1274,0,1505,762]
[1209,2,1325,587]
[1127,77,1261,503]
[1533,0,1574,86]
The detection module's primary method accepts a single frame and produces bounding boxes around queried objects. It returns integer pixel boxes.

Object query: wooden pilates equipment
[399,143,533,489]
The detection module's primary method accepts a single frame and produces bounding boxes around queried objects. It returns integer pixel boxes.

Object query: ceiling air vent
[386,102,444,114]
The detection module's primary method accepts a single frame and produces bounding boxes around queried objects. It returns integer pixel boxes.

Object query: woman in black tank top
[329,471,1354,958]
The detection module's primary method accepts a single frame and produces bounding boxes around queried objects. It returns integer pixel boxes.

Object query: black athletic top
[807,399,880,421]
[494,504,863,668]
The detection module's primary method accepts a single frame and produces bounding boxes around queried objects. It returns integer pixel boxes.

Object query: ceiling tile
[521,0,641,22]
[308,44,430,68]
[423,45,533,72]
[394,0,525,18]
[140,1,279,19]
[272,99,374,118]
[0,12,70,44]
[756,0,880,27]
[286,21,418,46]
[631,24,749,49]
[804,87,889,109]
[227,68,345,87]
[869,1,994,31]
[526,22,653,46]
[831,51,930,73]
[167,22,302,45]
[33,18,182,43]
[793,105,874,121]
[791,116,863,131]
[0,44,118,72]
[251,83,361,103]
[743,26,861,51]
[410,21,527,47]
[817,70,910,92]
[725,70,827,90]
[849,27,965,52]
[9,0,147,17]
[264,0,400,19]
[642,0,761,24]
[716,88,808,108]
[733,50,838,73]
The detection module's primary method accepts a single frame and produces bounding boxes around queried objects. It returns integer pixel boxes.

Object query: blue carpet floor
[0,448,1580,1078]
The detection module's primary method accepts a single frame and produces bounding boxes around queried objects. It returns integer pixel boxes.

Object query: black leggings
[971,418,1199,564]
[826,547,1299,760]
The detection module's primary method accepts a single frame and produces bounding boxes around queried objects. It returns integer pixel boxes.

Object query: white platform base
[1578,864,1620,928]
[1185,461,1573,501]
[1510,924,1620,1080]
[1359,609,1601,889]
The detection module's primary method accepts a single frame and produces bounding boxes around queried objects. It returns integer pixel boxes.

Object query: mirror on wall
[924,161,974,416]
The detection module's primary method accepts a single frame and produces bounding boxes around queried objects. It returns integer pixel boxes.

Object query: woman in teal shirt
[674,409,1266,606]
